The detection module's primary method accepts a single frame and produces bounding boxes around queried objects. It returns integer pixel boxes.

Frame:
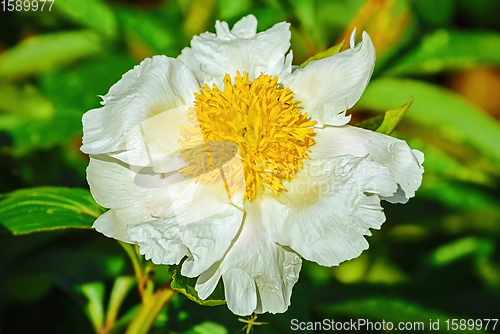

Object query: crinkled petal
[310,126,424,202]
[81,56,199,156]
[282,30,376,127]
[185,15,292,83]
[88,155,243,271]
[195,200,302,316]
[262,155,398,267]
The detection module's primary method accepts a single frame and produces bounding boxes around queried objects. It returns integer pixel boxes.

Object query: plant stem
[125,283,176,334]
[119,241,146,301]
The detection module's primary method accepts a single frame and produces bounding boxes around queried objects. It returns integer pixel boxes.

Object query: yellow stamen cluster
[177,71,316,201]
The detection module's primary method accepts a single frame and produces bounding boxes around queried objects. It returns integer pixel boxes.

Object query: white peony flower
[81,15,424,316]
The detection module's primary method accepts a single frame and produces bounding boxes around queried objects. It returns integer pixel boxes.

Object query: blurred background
[1,0,500,332]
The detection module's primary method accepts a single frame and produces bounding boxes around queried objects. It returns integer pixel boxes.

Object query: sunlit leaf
[300,40,345,67]
[0,187,104,235]
[54,0,117,37]
[105,276,136,331]
[429,237,494,267]
[169,266,225,306]
[356,78,500,164]
[0,30,103,78]
[355,98,412,134]
[386,30,500,75]
[75,281,106,332]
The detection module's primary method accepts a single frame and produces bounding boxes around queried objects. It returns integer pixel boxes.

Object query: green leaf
[182,322,228,334]
[54,0,117,38]
[323,298,487,332]
[0,30,103,79]
[356,78,500,164]
[0,187,104,235]
[429,237,494,267]
[105,276,136,331]
[355,98,412,134]
[75,281,106,332]
[300,40,345,68]
[169,266,225,306]
[385,30,500,76]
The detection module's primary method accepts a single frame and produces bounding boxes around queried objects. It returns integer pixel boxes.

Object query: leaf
[0,187,104,235]
[182,322,228,334]
[323,298,487,332]
[114,7,180,57]
[54,0,117,38]
[429,237,494,267]
[0,30,104,79]
[75,281,106,332]
[355,98,412,134]
[300,40,345,68]
[356,78,500,164]
[385,30,500,76]
[169,266,225,306]
[105,276,136,331]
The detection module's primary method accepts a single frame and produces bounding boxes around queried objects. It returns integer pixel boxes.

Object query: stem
[119,241,146,301]
[125,283,176,334]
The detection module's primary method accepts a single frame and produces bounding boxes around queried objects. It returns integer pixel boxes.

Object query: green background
[1,0,500,333]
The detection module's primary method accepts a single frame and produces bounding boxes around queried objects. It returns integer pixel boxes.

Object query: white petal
[282,30,376,127]
[113,105,192,172]
[230,15,258,38]
[188,16,292,83]
[128,220,189,265]
[195,200,302,315]
[222,269,257,316]
[81,56,199,155]
[87,156,172,223]
[263,155,398,267]
[310,126,424,202]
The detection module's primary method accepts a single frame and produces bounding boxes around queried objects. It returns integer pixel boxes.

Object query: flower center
[177,71,316,201]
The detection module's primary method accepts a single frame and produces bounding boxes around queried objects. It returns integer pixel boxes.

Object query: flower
[81,15,424,316]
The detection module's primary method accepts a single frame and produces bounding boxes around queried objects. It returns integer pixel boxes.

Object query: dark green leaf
[181,322,228,334]
[300,40,345,68]
[169,266,225,306]
[323,298,486,332]
[0,187,104,235]
[355,98,412,134]
[385,30,500,76]
[0,30,103,79]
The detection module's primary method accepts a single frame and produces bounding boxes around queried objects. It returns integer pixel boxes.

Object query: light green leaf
[0,187,104,235]
[75,281,106,332]
[355,98,412,134]
[105,276,136,331]
[429,237,494,267]
[0,30,103,79]
[54,0,117,37]
[385,30,500,76]
[300,40,345,68]
[169,266,225,306]
[356,78,500,164]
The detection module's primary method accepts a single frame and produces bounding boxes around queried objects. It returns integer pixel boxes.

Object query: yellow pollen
[177,71,316,201]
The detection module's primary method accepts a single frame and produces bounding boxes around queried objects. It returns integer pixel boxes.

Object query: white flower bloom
[81,15,424,316]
